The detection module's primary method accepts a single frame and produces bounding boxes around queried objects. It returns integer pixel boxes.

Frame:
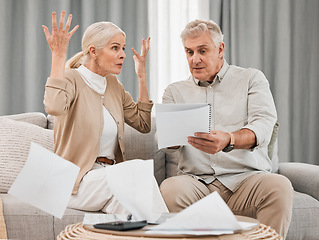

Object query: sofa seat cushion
[1,193,54,239]
[1,194,84,240]
[53,208,85,238]
[286,191,319,240]
[0,117,54,193]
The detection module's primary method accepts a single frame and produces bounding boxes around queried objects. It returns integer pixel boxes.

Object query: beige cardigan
[43,68,153,194]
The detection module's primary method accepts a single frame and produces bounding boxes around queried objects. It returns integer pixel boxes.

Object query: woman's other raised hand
[132,37,151,102]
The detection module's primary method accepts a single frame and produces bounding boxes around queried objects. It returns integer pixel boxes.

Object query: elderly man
[159,19,293,239]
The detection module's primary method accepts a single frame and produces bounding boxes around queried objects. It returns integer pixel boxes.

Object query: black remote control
[93,220,147,231]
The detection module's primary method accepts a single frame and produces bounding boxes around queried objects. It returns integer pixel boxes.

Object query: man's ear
[218,42,225,58]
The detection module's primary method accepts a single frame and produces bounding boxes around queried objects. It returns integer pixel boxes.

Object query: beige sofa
[0,112,318,240]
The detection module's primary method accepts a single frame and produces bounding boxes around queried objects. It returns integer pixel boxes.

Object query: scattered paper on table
[147,191,255,235]
[147,229,235,236]
[8,142,80,219]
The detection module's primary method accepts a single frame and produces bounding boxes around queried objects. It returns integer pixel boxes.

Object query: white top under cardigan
[76,65,118,160]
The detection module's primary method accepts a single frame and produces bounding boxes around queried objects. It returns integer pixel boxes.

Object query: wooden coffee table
[57,216,282,240]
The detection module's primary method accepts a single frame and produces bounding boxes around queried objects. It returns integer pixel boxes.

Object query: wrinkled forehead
[183,32,213,48]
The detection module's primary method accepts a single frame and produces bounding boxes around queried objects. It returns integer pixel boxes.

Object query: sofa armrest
[1,112,48,129]
[278,162,319,201]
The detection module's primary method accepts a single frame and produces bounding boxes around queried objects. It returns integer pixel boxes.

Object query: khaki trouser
[160,173,293,239]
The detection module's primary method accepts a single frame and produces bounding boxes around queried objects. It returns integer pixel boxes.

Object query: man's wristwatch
[222,132,235,152]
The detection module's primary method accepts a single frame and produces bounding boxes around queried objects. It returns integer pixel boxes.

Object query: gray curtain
[209,0,319,165]
[0,0,148,115]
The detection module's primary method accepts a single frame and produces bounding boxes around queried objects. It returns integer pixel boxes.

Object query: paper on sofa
[8,142,80,219]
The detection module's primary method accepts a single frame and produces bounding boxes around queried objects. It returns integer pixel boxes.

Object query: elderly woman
[42,11,152,214]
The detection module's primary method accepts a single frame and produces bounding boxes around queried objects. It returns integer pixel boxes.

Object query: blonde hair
[181,19,224,47]
[66,22,125,68]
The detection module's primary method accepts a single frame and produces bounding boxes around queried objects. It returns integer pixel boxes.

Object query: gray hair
[66,22,125,68]
[180,19,224,47]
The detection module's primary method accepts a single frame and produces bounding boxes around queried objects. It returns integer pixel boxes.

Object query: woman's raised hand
[42,11,79,56]
[132,37,150,81]
[132,37,151,102]
[42,11,79,79]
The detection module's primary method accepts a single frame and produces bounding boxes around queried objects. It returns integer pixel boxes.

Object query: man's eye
[200,50,206,54]
[187,51,193,55]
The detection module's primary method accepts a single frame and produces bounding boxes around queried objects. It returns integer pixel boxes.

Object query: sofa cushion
[286,191,319,240]
[3,112,48,129]
[0,117,54,193]
[47,114,54,130]
[0,193,54,239]
[1,193,85,240]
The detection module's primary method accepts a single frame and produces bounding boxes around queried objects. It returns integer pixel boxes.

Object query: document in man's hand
[155,103,211,149]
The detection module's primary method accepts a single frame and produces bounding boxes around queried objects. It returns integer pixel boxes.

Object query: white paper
[82,213,128,225]
[239,221,259,230]
[147,229,234,236]
[147,221,257,236]
[104,159,168,222]
[8,142,80,219]
[147,192,248,235]
[155,103,211,149]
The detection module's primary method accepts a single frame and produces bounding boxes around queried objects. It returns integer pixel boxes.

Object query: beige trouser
[160,173,293,239]
[68,162,129,214]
